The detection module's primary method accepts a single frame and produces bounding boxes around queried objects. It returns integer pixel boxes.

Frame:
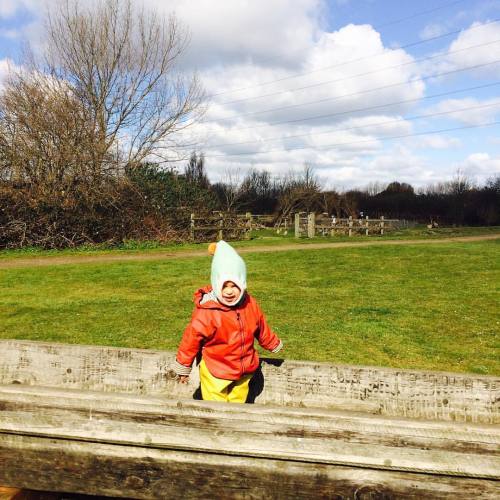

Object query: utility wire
[204,121,500,158]
[201,98,500,149]
[211,38,500,114]
[250,0,468,69]
[376,0,467,29]
[204,62,500,132]
[207,17,499,99]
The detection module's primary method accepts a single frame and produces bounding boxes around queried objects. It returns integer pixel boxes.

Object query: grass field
[1,237,498,375]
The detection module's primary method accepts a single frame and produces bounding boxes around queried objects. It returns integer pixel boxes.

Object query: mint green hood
[211,240,247,306]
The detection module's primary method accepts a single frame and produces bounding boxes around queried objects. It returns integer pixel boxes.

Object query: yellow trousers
[199,359,252,403]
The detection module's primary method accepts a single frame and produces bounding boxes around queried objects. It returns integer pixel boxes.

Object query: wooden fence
[295,213,402,238]
[189,213,291,240]
[190,212,252,241]
[189,212,413,241]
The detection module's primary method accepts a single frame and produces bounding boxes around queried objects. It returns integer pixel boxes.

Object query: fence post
[245,212,252,240]
[348,216,353,237]
[330,216,336,236]
[365,216,369,236]
[190,213,195,241]
[380,215,385,235]
[295,213,300,238]
[307,212,316,238]
[218,212,223,240]
[284,217,288,235]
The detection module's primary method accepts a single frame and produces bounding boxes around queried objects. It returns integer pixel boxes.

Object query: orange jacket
[176,286,282,380]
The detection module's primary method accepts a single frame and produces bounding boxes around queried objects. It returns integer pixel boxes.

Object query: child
[173,240,283,403]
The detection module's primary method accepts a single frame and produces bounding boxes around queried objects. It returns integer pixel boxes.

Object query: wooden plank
[2,434,498,500]
[0,386,499,498]
[1,340,498,423]
[0,385,498,477]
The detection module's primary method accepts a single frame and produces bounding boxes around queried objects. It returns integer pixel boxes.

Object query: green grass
[1,225,499,260]
[0,239,498,375]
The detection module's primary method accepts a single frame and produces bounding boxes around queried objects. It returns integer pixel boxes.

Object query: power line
[210,38,500,114]
[249,0,468,69]
[204,62,500,132]
[207,17,499,99]
[202,98,500,149]
[204,121,500,159]
[376,0,467,29]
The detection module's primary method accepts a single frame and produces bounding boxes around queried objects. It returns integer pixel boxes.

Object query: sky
[1,0,500,191]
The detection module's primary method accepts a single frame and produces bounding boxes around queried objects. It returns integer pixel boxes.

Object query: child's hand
[178,375,189,384]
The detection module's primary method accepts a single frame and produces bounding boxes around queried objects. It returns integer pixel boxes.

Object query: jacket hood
[193,285,247,310]
[210,240,247,307]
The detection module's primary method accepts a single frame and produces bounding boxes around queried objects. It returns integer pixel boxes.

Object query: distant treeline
[1,152,498,248]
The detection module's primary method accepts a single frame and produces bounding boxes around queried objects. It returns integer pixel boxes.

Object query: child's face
[221,281,241,304]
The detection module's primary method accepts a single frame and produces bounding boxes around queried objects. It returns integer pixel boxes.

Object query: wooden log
[0,386,498,498]
[1,340,498,424]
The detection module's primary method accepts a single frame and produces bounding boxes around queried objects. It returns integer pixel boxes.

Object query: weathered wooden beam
[0,385,498,499]
[3,433,499,500]
[1,340,498,424]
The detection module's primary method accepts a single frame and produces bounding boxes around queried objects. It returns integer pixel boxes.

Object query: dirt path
[0,234,498,269]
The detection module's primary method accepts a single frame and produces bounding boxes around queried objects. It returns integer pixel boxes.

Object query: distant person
[173,240,283,403]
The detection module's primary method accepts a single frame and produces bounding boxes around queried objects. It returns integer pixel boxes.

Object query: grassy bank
[1,238,498,375]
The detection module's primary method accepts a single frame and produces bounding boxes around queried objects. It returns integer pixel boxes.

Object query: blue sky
[1,0,500,190]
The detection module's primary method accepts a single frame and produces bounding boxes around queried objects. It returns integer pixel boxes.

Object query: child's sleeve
[255,305,283,353]
[173,310,213,376]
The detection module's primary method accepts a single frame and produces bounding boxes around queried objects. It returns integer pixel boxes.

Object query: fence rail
[295,213,404,238]
[188,211,414,241]
[190,212,252,241]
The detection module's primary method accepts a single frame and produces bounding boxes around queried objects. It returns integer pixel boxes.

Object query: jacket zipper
[236,311,245,375]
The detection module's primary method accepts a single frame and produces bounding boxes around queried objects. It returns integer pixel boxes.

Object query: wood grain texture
[1,385,498,478]
[0,386,499,499]
[1,340,498,423]
[2,433,499,500]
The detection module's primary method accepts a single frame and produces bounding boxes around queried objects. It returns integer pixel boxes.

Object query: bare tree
[215,168,243,212]
[320,190,340,215]
[184,152,209,189]
[447,168,474,195]
[43,0,204,169]
[364,181,387,196]
[276,165,321,220]
[0,0,204,248]
[0,72,102,199]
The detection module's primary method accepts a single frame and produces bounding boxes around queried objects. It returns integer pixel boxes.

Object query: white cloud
[0,28,20,39]
[419,22,448,40]
[3,0,497,189]
[0,57,21,88]
[455,152,500,184]
[410,135,462,150]
[431,97,500,125]
[0,0,48,19]
[143,0,323,70]
[421,21,500,79]
[0,0,19,18]
[194,22,424,174]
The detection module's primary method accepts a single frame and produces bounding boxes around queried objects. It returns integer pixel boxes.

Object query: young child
[173,240,283,403]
